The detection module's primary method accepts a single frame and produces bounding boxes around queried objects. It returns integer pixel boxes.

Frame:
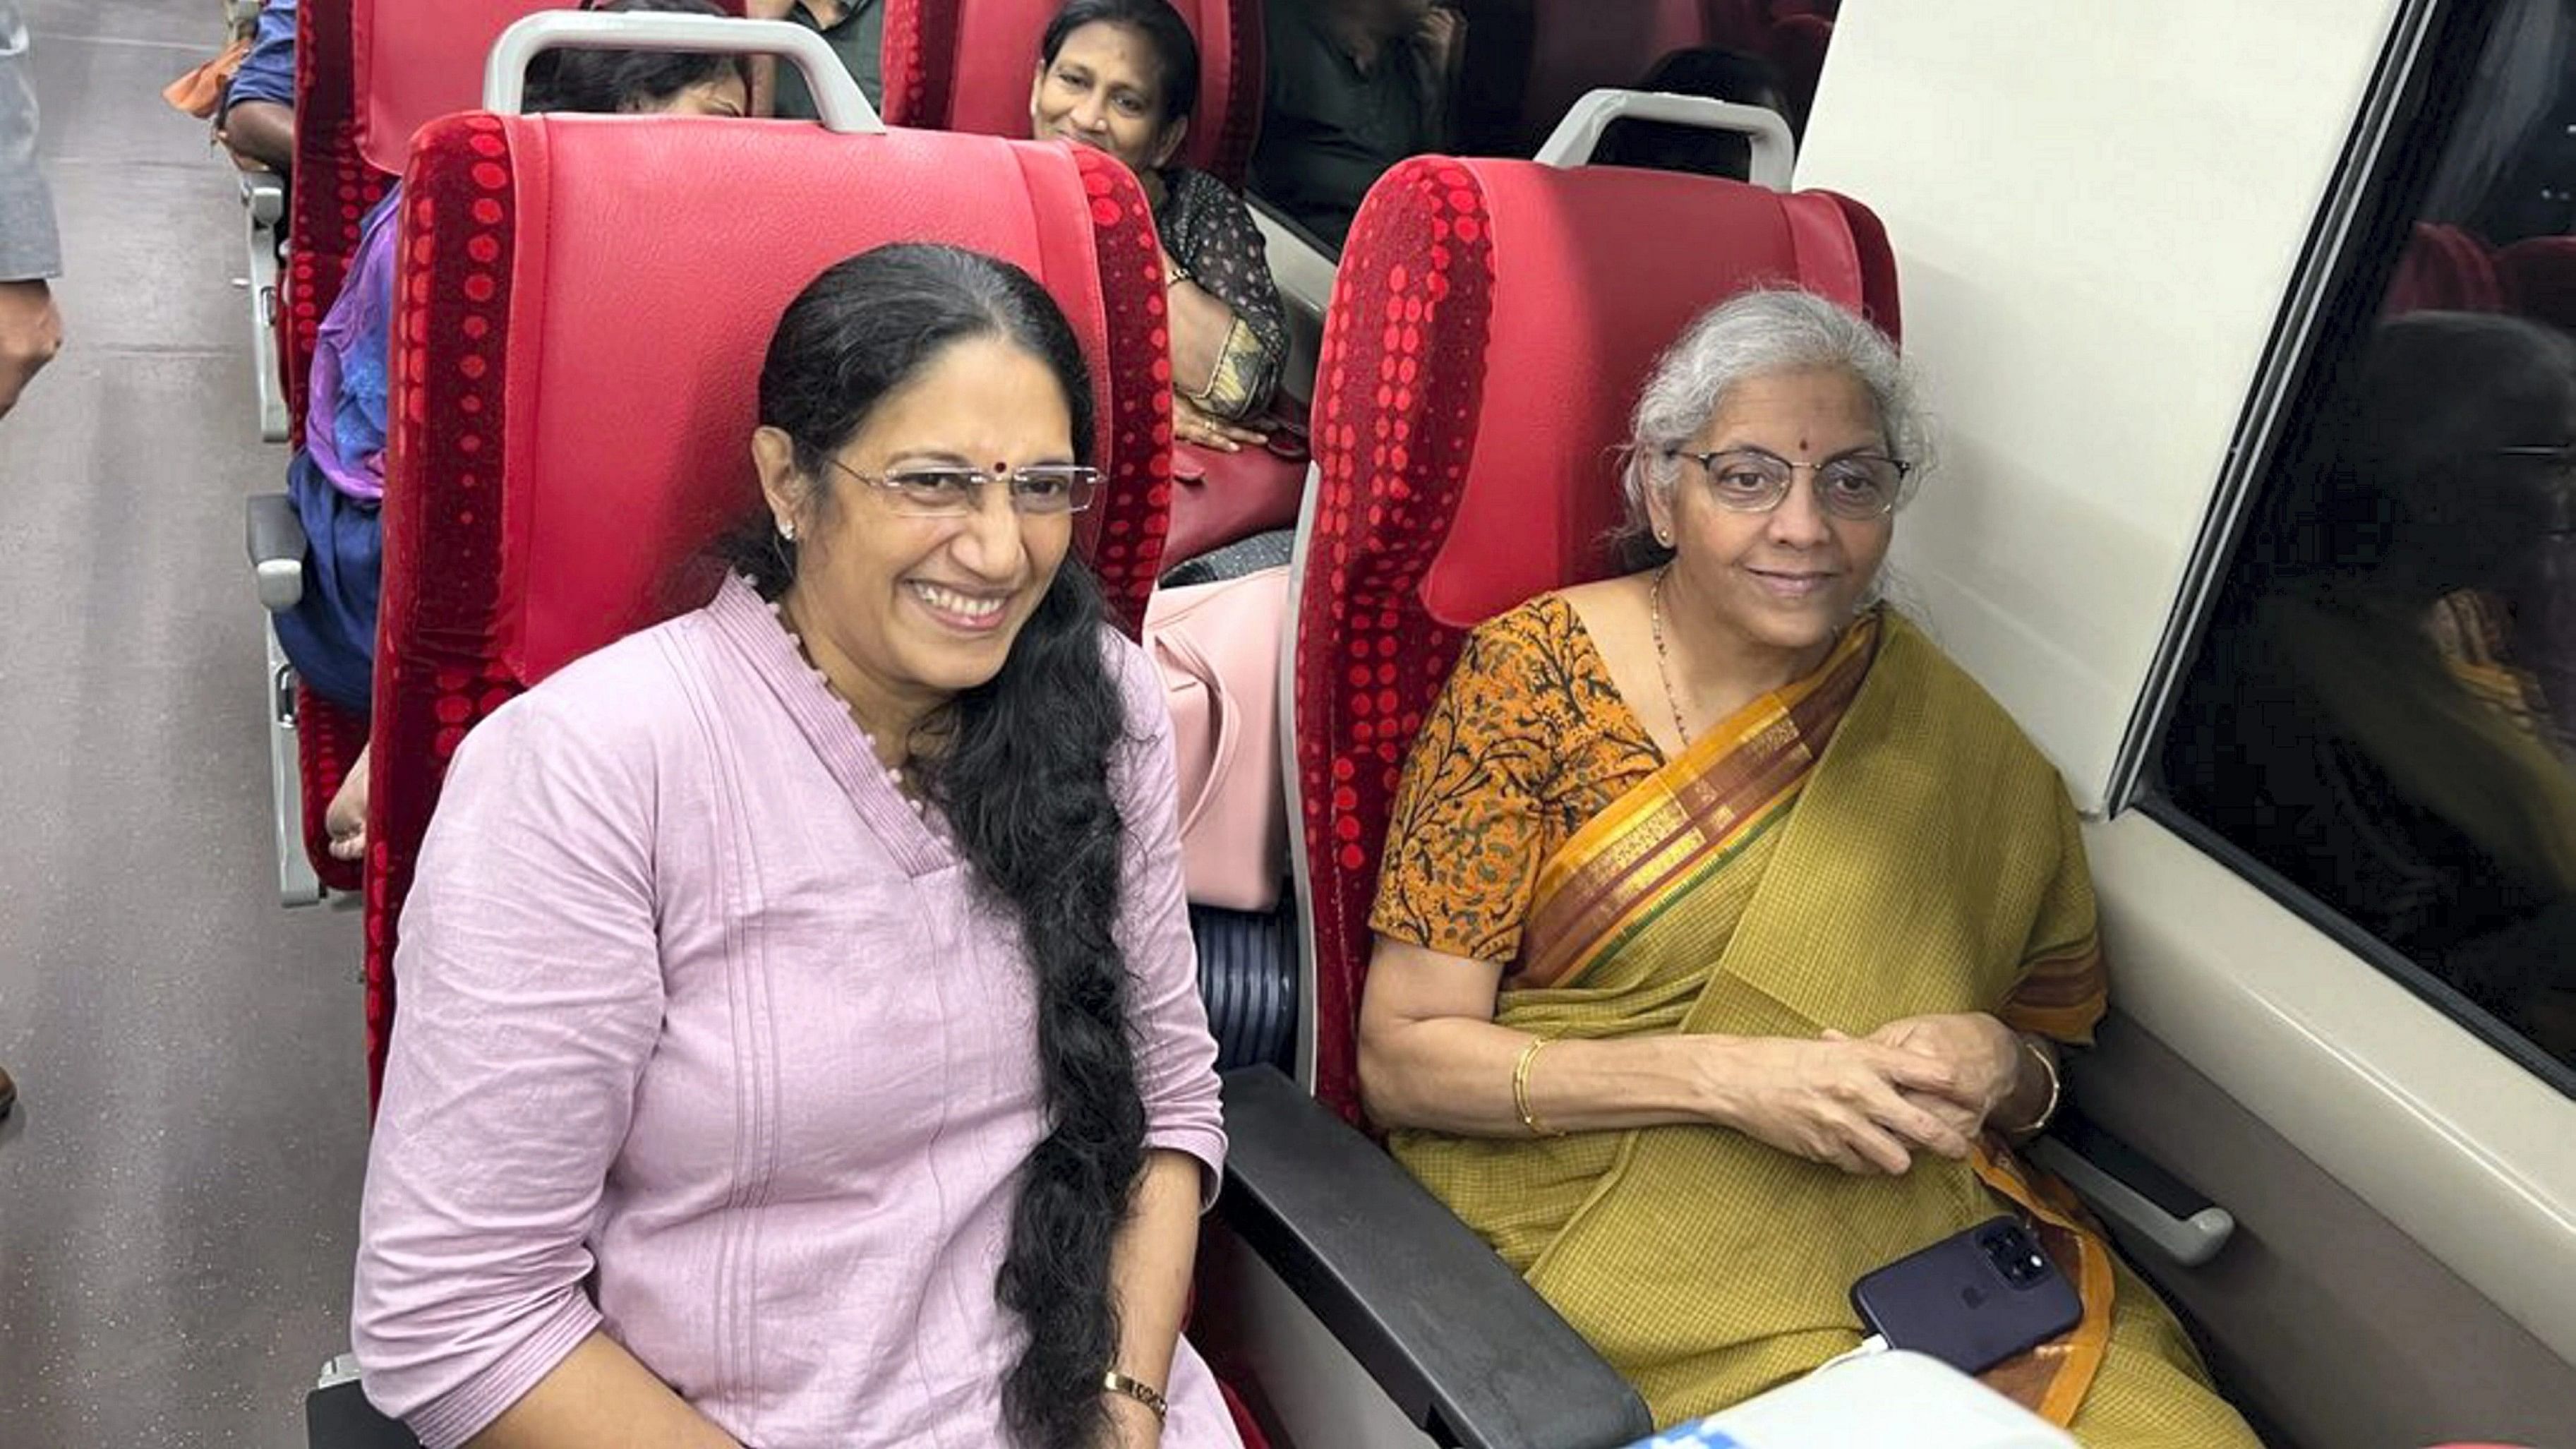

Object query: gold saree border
[1515,613,1881,990]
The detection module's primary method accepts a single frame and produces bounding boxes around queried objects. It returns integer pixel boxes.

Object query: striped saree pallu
[1391,609,2117,1429]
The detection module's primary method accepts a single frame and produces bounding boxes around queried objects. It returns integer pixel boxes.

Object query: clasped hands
[1714,1013,2026,1177]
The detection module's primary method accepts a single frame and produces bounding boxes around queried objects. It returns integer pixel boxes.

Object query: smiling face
[753,334,1079,738]
[1646,365,1896,665]
[1029,20,1186,176]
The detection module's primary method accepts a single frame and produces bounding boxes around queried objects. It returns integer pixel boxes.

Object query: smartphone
[1848,1217,2082,1376]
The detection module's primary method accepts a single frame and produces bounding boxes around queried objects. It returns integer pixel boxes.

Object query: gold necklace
[1648,565,1692,746]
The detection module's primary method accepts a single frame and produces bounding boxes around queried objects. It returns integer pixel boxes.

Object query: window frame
[2120,0,2575,1097]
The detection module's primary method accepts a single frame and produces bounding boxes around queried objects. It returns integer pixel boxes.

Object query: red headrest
[353,0,748,175]
[884,0,1261,186]
[2384,223,2507,316]
[1294,157,1898,1120]
[287,0,392,447]
[361,116,1174,1100]
[2498,235,2576,332]
[1419,165,1894,626]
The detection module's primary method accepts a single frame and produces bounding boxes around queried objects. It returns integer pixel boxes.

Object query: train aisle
[0,1,373,1443]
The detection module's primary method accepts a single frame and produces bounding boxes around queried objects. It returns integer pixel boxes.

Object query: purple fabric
[306,184,397,504]
[353,577,1238,1449]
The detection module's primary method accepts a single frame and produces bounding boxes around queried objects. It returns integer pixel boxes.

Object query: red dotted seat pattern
[361,114,1177,1103]
[1292,157,1898,1122]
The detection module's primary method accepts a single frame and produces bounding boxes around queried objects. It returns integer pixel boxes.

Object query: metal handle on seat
[2029,1132,2236,1268]
[484,12,884,133]
[1536,88,1796,191]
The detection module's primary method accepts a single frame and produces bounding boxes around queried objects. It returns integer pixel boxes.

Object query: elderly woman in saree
[1356,289,2263,1445]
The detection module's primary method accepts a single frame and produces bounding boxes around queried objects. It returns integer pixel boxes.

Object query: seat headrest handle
[484,11,886,134]
[1535,89,1795,190]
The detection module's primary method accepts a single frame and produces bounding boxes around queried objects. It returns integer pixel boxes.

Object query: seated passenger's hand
[326,742,371,862]
[1846,1013,2023,1133]
[1707,1035,1975,1175]
[742,0,800,18]
[1174,395,1268,454]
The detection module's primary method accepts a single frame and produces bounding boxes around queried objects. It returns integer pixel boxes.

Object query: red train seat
[2498,234,2576,334]
[1289,155,1899,1119]
[361,109,1178,1102]
[2385,222,2507,315]
[354,0,747,175]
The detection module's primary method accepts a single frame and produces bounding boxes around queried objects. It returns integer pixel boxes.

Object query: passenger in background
[1,0,60,1122]
[1357,290,2263,1441]
[276,0,749,862]
[745,0,884,116]
[2181,311,2576,1064]
[353,243,1238,1449]
[1033,0,1288,450]
[1252,0,1464,248]
[215,0,296,175]
[1,0,62,421]
[1591,46,1794,181]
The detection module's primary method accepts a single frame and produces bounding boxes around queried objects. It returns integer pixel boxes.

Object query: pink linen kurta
[353,575,1239,1449]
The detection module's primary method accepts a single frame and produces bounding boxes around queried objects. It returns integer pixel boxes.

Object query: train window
[2156,0,2576,1083]
[1247,1,1837,254]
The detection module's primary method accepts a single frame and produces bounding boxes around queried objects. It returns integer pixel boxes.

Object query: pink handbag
[1144,566,1291,912]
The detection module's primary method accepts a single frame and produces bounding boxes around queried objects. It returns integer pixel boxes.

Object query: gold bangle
[2002,1036,2062,1136]
[1102,1370,1168,1423]
[1513,1035,1566,1138]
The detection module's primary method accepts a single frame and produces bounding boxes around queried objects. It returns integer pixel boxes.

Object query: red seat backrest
[287,0,390,447]
[2384,222,2506,315]
[362,116,1176,1100]
[2498,235,2576,333]
[1292,157,1898,1120]
[290,1,753,441]
[355,0,748,174]
[884,0,1261,187]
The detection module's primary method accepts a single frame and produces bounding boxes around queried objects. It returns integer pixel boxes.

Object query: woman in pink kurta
[354,244,1241,1449]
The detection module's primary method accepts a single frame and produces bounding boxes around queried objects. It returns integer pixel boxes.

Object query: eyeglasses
[825,457,1102,517]
[1664,447,1910,521]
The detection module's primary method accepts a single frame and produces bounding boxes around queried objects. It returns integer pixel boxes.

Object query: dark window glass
[2158,0,2576,1081]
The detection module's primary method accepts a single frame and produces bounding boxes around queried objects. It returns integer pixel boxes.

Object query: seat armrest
[2031,1109,2234,1268]
[1215,1065,1653,1449]
[241,167,286,227]
[247,492,306,611]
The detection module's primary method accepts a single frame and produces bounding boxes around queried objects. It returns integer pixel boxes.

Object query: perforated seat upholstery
[1292,157,1898,1119]
[359,1,703,171]
[288,1,723,891]
[361,114,1177,1100]
[884,0,1261,186]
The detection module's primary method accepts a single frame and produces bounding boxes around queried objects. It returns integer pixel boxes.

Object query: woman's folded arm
[1358,935,1977,1176]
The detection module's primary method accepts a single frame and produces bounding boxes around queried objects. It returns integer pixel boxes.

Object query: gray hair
[1618,289,1929,554]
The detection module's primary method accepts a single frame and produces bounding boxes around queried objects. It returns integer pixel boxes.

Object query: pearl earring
[777,518,798,543]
